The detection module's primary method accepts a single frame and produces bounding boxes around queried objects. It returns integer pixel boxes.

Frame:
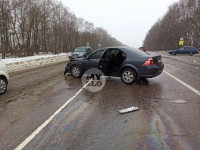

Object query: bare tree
[0,0,124,58]
[143,0,200,51]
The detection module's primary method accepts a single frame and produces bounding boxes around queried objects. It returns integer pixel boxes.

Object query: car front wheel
[121,68,137,85]
[0,77,7,95]
[71,65,82,78]
[172,52,176,55]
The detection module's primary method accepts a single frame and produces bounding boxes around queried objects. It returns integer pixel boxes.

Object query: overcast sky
[62,0,179,48]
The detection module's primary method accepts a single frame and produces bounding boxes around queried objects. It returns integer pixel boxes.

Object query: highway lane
[0,55,199,150]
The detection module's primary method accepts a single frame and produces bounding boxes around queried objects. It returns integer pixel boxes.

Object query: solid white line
[15,80,92,150]
[164,70,200,96]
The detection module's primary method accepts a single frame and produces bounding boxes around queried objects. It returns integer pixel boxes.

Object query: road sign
[180,38,184,41]
[179,41,184,45]
[87,42,89,47]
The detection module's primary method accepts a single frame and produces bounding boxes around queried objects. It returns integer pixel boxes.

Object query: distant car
[64,46,164,85]
[69,47,93,59]
[0,61,9,95]
[169,46,199,55]
[138,47,147,52]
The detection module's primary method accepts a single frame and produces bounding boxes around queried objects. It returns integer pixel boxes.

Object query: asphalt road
[0,54,199,150]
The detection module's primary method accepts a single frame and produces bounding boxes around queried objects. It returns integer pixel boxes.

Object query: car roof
[103,46,149,56]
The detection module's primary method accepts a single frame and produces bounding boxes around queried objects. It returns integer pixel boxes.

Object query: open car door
[99,48,126,76]
[98,49,109,75]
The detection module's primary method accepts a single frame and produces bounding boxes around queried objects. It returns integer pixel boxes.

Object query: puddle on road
[137,109,191,150]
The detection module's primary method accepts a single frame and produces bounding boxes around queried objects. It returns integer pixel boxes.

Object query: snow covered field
[1,53,69,73]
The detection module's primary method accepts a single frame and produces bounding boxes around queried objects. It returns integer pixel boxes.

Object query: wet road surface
[0,54,199,150]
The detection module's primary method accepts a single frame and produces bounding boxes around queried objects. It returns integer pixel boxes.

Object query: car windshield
[74,48,86,52]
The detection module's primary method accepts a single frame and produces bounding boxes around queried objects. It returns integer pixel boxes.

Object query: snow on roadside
[1,53,69,73]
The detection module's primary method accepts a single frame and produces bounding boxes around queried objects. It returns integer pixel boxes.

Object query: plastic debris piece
[170,100,187,104]
[119,106,139,114]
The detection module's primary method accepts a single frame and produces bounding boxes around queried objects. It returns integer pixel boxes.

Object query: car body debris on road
[170,99,187,104]
[119,106,140,114]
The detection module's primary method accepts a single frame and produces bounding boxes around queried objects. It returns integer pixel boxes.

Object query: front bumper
[64,63,72,75]
[169,51,173,54]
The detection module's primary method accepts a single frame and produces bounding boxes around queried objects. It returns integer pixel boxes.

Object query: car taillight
[197,49,199,52]
[143,57,155,66]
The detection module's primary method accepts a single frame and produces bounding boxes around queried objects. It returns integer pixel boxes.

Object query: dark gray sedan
[64,46,164,85]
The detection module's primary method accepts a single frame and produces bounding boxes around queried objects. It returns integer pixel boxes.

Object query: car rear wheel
[121,68,137,85]
[71,65,82,78]
[0,77,7,95]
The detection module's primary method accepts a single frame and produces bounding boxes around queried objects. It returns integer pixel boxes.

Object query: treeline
[0,0,123,58]
[143,0,200,51]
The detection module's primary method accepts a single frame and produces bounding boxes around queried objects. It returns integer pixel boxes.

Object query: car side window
[89,51,104,59]
[179,47,184,50]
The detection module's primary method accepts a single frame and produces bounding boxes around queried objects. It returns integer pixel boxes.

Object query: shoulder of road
[1,54,69,74]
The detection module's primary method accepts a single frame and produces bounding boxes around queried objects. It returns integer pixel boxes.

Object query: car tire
[172,52,176,55]
[71,65,82,78]
[0,77,7,95]
[121,68,137,85]
[189,52,193,56]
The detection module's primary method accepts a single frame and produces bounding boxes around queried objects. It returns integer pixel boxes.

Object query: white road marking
[14,80,92,150]
[164,70,200,96]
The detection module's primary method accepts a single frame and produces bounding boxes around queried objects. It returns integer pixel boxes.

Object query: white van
[0,61,9,94]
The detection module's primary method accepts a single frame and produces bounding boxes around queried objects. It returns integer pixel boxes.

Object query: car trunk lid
[152,55,162,66]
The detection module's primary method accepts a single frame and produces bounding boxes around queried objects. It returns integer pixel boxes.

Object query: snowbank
[1,53,69,73]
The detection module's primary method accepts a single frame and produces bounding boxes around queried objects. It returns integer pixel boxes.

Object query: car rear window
[125,47,150,56]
